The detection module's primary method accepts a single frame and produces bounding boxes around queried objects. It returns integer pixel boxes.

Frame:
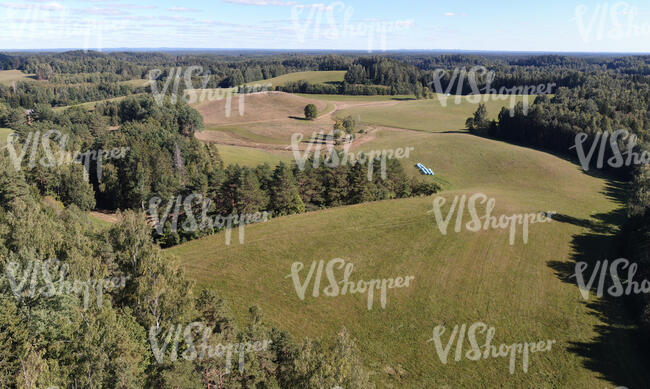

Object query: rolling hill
[170,100,641,387]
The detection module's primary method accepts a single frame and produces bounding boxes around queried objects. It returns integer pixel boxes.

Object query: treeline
[3,95,438,248]
[471,74,650,176]
[0,80,145,108]
[342,55,650,97]
[0,154,375,387]
[276,80,392,95]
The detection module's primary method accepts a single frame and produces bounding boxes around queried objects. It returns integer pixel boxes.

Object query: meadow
[0,69,35,85]
[244,70,346,87]
[170,84,642,387]
[334,94,535,133]
[0,128,13,145]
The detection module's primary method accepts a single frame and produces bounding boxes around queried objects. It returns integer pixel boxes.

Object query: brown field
[195,91,328,126]
[195,92,408,151]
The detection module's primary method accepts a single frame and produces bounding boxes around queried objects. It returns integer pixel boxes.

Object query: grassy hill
[168,121,642,387]
[195,91,329,126]
[335,94,534,133]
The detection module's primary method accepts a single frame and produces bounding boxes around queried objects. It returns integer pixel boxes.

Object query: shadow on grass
[547,178,650,387]
[288,116,310,121]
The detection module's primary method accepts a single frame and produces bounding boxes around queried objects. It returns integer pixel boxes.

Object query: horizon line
[0,48,649,55]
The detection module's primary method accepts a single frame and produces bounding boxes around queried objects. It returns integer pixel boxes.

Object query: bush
[412,180,441,196]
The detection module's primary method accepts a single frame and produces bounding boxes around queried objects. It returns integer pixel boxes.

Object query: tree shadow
[288,116,310,121]
[546,178,650,387]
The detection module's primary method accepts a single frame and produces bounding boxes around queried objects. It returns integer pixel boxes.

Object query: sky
[1,0,649,52]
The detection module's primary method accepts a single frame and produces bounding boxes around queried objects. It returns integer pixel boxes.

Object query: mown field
[52,93,146,112]
[0,69,35,85]
[335,94,535,133]
[0,128,13,145]
[245,70,346,87]
[215,144,291,167]
[169,90,644,387]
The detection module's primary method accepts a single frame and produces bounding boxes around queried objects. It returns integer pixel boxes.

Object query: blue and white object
[416,163,434,176]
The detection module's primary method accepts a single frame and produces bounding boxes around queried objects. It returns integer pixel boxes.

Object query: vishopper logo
[146,193,271,245]
[575,2,650,43]
[291,130,414,181]
[573,258,650,300]
[429,66,555,117]
[148,321,272,368]
[147,66,272,112]
[290,2,414,52]
[427,193,555,245]
[286,258,415,310]
[4,259,129,310]
[427,322,556,374]
[4,130,129,181]
[570,129,649,171]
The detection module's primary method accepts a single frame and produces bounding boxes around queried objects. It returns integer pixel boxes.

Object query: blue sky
[1,0,649,52]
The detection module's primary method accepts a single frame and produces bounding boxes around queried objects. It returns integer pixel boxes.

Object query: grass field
[299,93,415,102]
[52,93,146,112]
[195,91,329,125]
[335,94,535,133]
[119,78,149,88]
[0,70,35,85]
[169,113,642,387]
[215,144,292,167]
[0,128,13,146]
[245,70,346,87]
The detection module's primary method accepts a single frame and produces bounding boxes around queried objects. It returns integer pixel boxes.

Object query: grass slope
[52,93,146,112]
[336,94,534,133]
[168,125,641,387]
[216,144,292,167]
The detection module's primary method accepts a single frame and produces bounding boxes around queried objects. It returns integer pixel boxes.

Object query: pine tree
[269,162,305,216]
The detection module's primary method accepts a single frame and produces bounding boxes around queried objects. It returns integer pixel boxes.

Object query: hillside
[170,122,641,387]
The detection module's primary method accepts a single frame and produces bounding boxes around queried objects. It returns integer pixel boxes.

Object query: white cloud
[223,0,297,6]
[169,6,196,12]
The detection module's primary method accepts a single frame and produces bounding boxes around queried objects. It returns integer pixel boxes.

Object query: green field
[216,144,291,167]
[245,70,346,87]
[336,94,535,133]
[301,93,415,102]
[119,78,149,88]
[0,70,35,85]
[0,128,13,145]
[169,116,641,387]
[52,93,146,112]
